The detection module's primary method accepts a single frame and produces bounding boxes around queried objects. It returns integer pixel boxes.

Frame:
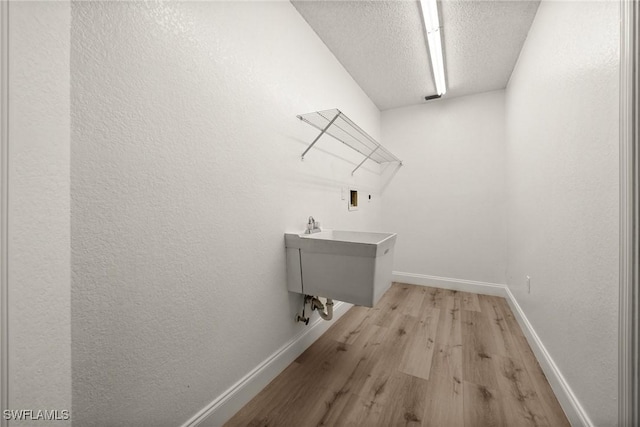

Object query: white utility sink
[285,230,397,307]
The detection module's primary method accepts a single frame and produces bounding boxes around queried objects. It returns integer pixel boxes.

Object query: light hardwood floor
[225,283,570,427]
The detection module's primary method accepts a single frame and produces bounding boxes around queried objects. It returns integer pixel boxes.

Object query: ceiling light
[419,0,447,96]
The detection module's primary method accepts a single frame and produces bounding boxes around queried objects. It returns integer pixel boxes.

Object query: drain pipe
[311,297,334,321]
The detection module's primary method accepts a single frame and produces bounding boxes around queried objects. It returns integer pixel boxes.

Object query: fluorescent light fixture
[419,0,447,96]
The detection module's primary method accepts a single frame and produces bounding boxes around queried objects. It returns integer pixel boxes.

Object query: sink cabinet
[285,230,396,307]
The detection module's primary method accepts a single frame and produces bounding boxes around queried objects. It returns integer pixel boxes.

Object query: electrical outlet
[526,276,531,293]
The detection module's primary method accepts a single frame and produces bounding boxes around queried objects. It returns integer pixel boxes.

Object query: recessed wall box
[349,190,358,211]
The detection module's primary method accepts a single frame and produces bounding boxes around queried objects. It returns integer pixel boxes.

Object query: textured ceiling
[292,0,436,110]
[292,0,540,111]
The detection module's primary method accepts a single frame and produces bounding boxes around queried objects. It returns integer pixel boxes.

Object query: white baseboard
[180,301,352,427]
[393,271,593,427]
[392,271,507,296]
[503,287,594,427]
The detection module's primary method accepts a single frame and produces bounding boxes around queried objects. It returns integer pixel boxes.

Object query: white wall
[5,2,619,426]
[505,1,619,425]
[70,1,383,425]
[8,1,71,424]
[381,90,507,285]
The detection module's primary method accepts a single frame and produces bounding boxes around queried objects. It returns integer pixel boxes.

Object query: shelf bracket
[352,145,380,175]
[300,111,341,160]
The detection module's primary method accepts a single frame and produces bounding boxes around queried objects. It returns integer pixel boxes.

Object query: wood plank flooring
[225,283,570,427]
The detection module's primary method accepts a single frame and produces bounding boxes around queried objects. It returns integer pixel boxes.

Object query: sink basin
[285,230,397,307]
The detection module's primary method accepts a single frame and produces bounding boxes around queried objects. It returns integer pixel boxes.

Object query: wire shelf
[297,109,402,174]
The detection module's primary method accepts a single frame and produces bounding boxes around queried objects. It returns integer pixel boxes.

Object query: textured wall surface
[381,90,507,284]
[8,1,72,424]
[505,1,619,425]
[71,1,383,425]
[8,2,619,426]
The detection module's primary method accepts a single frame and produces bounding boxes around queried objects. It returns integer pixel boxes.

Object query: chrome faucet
[305,216,321,234]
